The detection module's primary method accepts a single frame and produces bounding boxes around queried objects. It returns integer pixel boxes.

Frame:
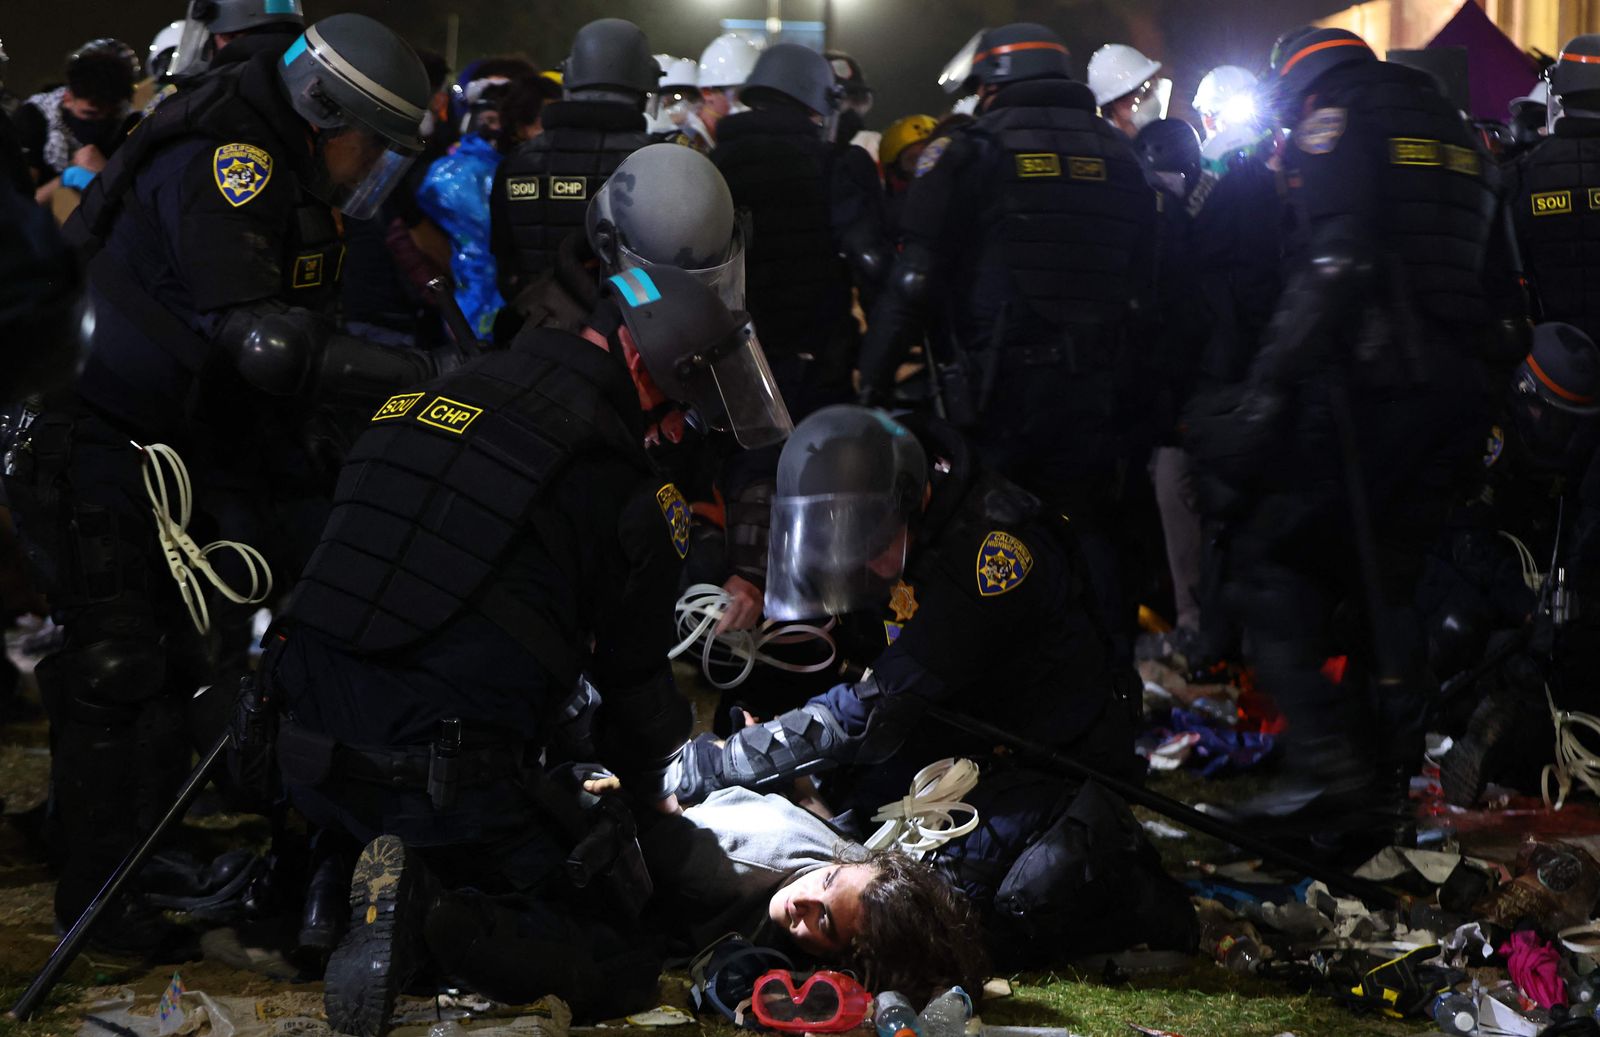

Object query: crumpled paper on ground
[1501,930,1568,1009]
[77,990,572,1037]
[1355,846,1482,886]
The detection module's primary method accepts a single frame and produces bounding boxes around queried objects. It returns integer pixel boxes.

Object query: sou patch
[1293,108,1347,155]
[656,484,691,559]
[916,136,951,178]
[372,391,424,422]
[976,530,1033,596]
[213,143,272,207]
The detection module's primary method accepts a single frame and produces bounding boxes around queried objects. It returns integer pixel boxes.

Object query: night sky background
[5,0,1349,128]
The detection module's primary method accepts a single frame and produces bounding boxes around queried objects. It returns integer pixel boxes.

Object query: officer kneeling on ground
[257,266,792,1037]
[673,407,1190,965]
[5,13,438,960]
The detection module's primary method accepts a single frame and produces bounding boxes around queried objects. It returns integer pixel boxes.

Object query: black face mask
[62,109,120,149]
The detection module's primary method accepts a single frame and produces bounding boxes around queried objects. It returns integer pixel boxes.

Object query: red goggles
[750,970,873,1033]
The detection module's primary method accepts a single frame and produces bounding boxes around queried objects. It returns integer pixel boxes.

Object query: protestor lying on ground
[639,785,988,1005]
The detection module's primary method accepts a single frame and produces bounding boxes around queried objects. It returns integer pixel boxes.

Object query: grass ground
[0,665,1432,1037]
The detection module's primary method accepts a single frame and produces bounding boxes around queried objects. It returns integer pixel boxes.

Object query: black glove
[670,732,727,806]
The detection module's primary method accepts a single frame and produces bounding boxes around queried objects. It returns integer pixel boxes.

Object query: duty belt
[277,718,532,809]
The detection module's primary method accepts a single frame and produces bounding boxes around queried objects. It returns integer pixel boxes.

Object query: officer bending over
[262,267,790,1036]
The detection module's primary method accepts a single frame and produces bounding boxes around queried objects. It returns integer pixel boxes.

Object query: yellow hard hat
[541,68,563,87]
[880,114,938,167]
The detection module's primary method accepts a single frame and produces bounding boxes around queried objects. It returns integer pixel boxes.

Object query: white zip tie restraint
[864,757,981,858]
[138,441,273,636]
[1543,684,1600,811]
[669,583,835,690]
[1498,530,1545,594]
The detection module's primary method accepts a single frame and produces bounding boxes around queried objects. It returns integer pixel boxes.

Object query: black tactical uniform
[1509,45,1600,346]
[490,102,651,302]
[710,44,887,418]
[1427,324,1600,804]
[272,324,691,1021]
[4,17,434,945]
[860,25,1155,663]
[1189,28,1496,822]
[488,19,659,310]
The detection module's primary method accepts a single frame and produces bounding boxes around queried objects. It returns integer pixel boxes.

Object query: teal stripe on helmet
[609,268,662,307]
[282,34,308,66]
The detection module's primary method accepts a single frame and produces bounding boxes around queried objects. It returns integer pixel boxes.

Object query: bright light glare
[1218,92,1257,129]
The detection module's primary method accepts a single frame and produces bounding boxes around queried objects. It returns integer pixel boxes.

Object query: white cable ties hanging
[668,583,836,690]
[137,441,273,637]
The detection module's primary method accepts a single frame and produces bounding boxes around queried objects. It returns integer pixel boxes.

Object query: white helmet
[1511,79,1549,112]
[1087,43,1162,106]
[699,32,763,89]
[656,53,698,91]
[147,20,184,79]
[1193,64,1255,118]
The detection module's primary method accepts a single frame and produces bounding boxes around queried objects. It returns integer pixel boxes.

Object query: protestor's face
[768,863,874,956]
[60,90,108,121]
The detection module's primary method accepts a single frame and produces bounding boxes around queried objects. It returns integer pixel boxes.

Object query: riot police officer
[671,406,1154,950]
[489,19,657,310]
[1435,323,1600,806]
[858,22,1156,665]
[1187,27,1496,829]
[1510,37,1600,345]
[268,267,788,1035]
[5,14,437,955]
[711,43,888,418]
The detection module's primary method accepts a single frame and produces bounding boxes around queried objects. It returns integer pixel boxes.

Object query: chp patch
[1484,424,1505,468]
[916,135,951,178]
[656,484,691,559]
[213,143,272,207]
[1293,107,1347,156]
[976,530,1033,597]
[415,395,482,434]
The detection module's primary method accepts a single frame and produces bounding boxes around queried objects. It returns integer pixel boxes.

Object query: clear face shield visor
[318,127,418,220]
[675,318,792,450]
[167,12,215,79]
[764,493,909,621]
[937,31,985,95]
[1128,77,1173,129]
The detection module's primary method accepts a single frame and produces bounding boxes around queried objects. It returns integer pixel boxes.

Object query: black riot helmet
[563,19,660,98]
[168,0,305,79]
[608,266,791,450]
[938,23,1072,96]
[742,43,841,118]
[1266,26,1375,125]
[825,50,873,111]
[1508,322,1600,470]
[588,144,744,307]
[765,405,929,621]
[1136,117,1200,194]
[1547,36,1600,133]
[279,14,430,220]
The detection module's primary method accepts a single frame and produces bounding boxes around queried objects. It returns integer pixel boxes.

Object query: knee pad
[36,638,166,725]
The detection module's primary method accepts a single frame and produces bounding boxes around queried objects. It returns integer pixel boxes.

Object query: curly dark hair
[837,847,988,1001]
[67,46,135,107]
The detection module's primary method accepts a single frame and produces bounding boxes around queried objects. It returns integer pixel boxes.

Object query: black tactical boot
[323,836,435,1037]
[297,837,355,964]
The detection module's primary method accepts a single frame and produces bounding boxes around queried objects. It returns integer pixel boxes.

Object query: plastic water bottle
[1432,991,1478,1036]
[918,987,972,1037]
[875,991,921,1037]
